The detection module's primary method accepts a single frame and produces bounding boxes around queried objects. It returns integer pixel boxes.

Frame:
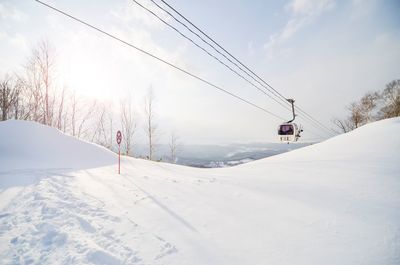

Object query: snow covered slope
[0,120,115,170]
[0,118,399,265]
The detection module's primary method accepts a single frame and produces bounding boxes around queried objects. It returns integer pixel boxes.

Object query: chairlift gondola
[278,99,303,142]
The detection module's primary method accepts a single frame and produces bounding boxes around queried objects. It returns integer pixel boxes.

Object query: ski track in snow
[0,171,177,265]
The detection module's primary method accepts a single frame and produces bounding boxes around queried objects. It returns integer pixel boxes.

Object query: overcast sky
[1,0,399,144]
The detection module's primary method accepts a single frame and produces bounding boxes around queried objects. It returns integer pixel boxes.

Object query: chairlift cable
[131,0,292,113]
[33,0,329,140]
[147,0,291,110]
[136,0,334,139]
[156,0,337,137]
[33,0,286,121]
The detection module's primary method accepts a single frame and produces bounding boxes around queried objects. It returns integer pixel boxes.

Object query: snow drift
[0,118,399,265]
[0,120,115,170]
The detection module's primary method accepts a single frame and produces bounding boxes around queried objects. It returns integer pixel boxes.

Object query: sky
[1,0,399,144]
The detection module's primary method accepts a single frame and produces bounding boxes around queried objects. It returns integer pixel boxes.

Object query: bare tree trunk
[70,91,77,136]
[35,40,54,125]
[120,98,136,155]
[56,86,66,130]
[169,132,180,163]
[144,88,157,160]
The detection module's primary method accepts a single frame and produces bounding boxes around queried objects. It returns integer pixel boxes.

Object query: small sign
[116,130,122,145]
[116,130,122,174]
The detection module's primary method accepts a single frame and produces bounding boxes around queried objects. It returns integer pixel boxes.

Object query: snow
[0,120,115,171]
[0,118,399,264]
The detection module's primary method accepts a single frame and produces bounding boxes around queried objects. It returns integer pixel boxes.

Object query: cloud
[0,30,28,51]
[110,0,171,30]
[0,2,27,22]
[246,41,255,56]
[349,0,377,20]
[264,0,335,57]
[51,0,191,110]
[287,0,335,16]
[0,2,28,51]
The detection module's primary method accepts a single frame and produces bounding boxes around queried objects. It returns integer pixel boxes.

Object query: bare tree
[37,40,54,125]
[68,90,97,139]
[21,64,43,122]
[22,40,56,125]
[55,86,67,130]
[333,101,365,133]
[332,118,352,133]
[360,92,380,122]
[94,102,115,150]
[144,88,158,160]
[70,90,78,136]
[0,75,21,121]
[169,132,180,163]
[13,75,32,120]
[348,102,365,129]
[380,79,400,118]
[120,98,136,156]
[108,109,114,150]
[91,103,108,146]
[77,99,97,139]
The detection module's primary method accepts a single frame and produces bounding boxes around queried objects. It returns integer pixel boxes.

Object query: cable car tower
[278,99,303,143]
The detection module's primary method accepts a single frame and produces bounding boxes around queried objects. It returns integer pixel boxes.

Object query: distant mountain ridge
[132,142,313,167]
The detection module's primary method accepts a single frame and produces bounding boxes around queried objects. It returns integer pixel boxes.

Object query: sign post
[116,130,122,174]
